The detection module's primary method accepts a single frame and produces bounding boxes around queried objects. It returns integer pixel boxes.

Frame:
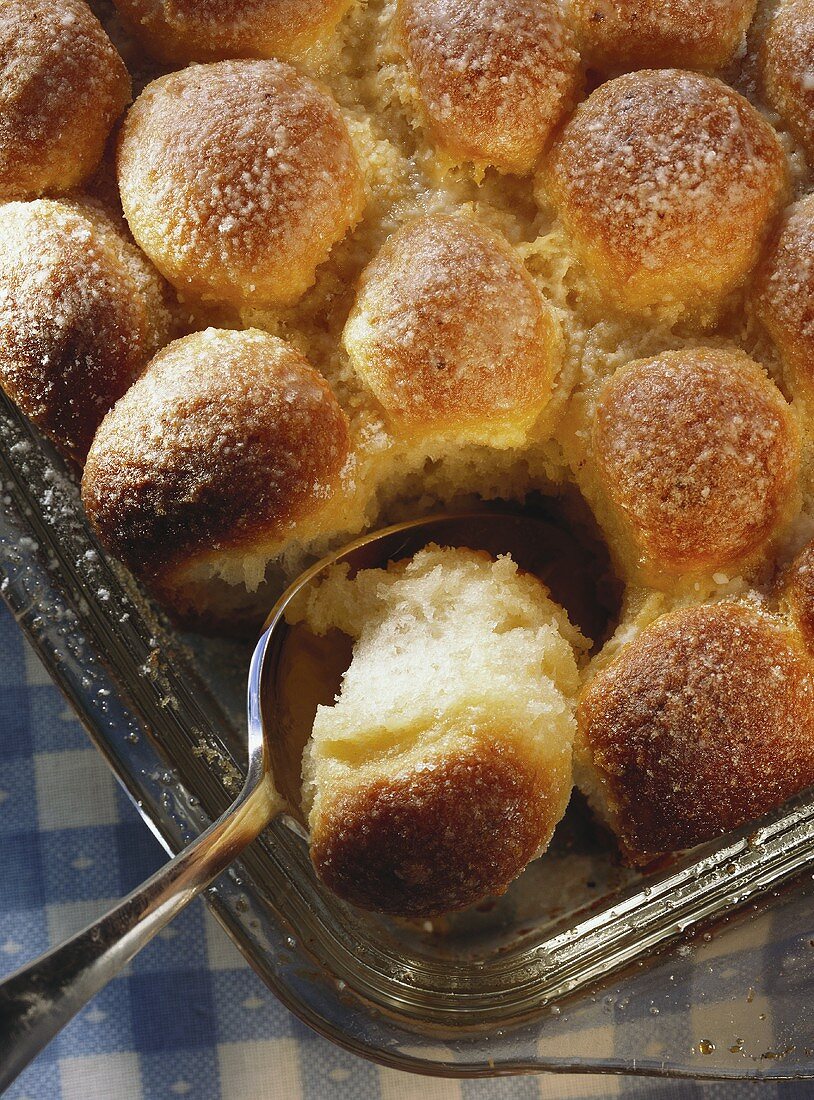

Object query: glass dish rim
[2,392,814,1080]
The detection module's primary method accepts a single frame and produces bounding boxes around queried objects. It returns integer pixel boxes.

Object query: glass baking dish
[3,387,814,1081]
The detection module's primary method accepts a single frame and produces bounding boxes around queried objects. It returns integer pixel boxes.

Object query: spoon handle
[0,775,273,1091]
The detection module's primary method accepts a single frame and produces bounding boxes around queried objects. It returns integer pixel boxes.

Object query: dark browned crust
[0,0,130,201]
[0,202,165,464]
[81,330,350,577]
[578,603,814,863]
[310,739,562,917]
[592,348,799,572]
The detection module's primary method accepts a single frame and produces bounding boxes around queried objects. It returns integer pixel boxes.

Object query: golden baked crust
[591,348,799,575]
[6,0,814,897]
[0,199,173,463]
[783,539,814,651]
[343,214,561,446]
[117,60,365,308]
[570,0,757,73]
[0,0,130,201]
[752,194,814,407]
[310,734,565,916]
[759,0,814,163]
[541,69,787,319]
[577,602,814,863]
[112,0,353,65]
[396,0,581,174]
[82,329,350,584]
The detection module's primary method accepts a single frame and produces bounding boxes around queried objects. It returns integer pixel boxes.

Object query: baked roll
[291,545,585,916]
[343,214,561,447]
[759,0,814,165]
[541,70,787,320]
[117,60,366,309]
[82,329,351,624]
[396,0,581,174]
[590,348,799,578]
[783,538,814,651]
[577,601,814,863]
[0,199,173,463]
[0,0,130,201]
[752,195,814,408]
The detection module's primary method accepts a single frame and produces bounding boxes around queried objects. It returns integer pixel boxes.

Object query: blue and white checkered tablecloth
[1,600,813,1100]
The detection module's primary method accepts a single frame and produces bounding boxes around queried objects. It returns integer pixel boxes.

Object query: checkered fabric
[1,601,813,1100]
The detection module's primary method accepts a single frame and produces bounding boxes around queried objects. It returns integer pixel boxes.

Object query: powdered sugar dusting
[544,69,786,316]
[82,329,351,590]
[753,192,814,404]
[0,198,172,462]
[0,0,130,199]
[760,0,814,161]
[113,0,352,64]
[571,0,757,72]
[579,603,814,860]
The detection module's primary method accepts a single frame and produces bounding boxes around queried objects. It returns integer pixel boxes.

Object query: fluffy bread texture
[395,0,581,175]
[289,545,585,916]
[117,60,365,309]
[0,198,174,463]
[0,0,130,201]
[111,0,354,65]
[541,69,787,321]
[343,214,562,447]
[577,601,814,864]
[82,329,352,624]
[570,0,757,73]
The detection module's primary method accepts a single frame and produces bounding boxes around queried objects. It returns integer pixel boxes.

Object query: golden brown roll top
[82,329,350,612]
[112,0,353,65]
[759,0,814,164]
[541,70,787,320]
[570,0,757,74]
[591,348,800,578]
[117,60,366,309]
[343,214,561,447]
[0,199,174,464]
[577,602,814,863]
[396,0,581,175]
[0,0,130,201]
[752,195,814,409]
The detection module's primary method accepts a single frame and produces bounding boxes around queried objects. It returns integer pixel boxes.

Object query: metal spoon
[0,508,606,1088]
